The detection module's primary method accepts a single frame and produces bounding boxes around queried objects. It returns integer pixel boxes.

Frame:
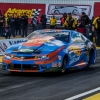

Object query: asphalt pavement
[0,50,100,100]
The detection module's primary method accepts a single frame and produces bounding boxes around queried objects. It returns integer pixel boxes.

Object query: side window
[71,32,84,43]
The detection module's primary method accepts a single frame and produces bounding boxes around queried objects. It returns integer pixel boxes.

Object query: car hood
[5,38,68,55]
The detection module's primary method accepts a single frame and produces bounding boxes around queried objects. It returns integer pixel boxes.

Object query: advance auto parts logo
[4,8,41,18]
[68,45,82,56]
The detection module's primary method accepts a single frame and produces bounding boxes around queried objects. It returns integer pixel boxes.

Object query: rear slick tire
[85,51,91,69]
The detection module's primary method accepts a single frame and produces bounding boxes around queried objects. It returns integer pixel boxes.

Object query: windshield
[25,31,70,42]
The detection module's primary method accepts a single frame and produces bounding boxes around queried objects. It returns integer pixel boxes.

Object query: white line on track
[65,87,100,100]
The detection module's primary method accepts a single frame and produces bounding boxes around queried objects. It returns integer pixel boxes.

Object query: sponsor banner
[0,38,25,55]
[0,3,45,23]
[94,2,100,18]
[46,4,94,24]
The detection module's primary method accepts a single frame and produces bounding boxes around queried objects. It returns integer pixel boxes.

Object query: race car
[2,29,96,73]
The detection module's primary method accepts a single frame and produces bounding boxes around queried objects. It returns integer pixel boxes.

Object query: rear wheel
[86,51,91,69]
[61,57,67,74]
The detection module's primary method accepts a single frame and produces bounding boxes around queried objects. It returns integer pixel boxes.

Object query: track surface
[0,51,100,100]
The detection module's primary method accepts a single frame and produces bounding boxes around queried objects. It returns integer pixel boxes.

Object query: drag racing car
[2,29,96,73]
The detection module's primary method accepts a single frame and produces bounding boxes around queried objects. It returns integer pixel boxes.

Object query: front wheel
[61,58,67,74]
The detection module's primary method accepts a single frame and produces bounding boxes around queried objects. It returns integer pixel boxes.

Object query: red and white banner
[94,2,100,18]
[0,3,46,24]
[0,38,25,55]
[46,4,94,24]
[0,3,94,24]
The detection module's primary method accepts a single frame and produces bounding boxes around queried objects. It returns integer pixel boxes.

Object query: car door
[68,32,86,66]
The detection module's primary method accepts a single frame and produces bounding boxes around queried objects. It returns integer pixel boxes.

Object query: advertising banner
[0,38,25,55]
[46,4,94,24]
[0,3,45,23]
[94,2,100,18]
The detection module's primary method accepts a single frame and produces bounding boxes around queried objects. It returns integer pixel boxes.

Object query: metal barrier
[56,26,65,29]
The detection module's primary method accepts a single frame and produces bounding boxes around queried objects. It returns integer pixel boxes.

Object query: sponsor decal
[68,45,82,56]
[0,3,45,23]
[69,56,80,65]
[52,62,57,67]
[58,62,62,67]
[46,4,93,24]
[19,49,33,52]
[4,8,34,18]
[68,46,81,65]
[4,8,42,20]
[9,40,25,45]
[0,38,26,55]
[0,42,7,52]
[73,50,82,56]
[41,29,62,33]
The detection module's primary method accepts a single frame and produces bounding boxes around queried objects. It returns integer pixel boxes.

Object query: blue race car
[2,29,96,73]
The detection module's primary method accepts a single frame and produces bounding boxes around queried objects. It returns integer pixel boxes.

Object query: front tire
[61,57,67,74]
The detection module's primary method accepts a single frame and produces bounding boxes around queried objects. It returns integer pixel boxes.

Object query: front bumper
[2,57,62,72]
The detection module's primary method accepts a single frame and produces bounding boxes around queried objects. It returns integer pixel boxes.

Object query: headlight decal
[4,54,14,59]
[36,55,49,60]
[4,55,11,59]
